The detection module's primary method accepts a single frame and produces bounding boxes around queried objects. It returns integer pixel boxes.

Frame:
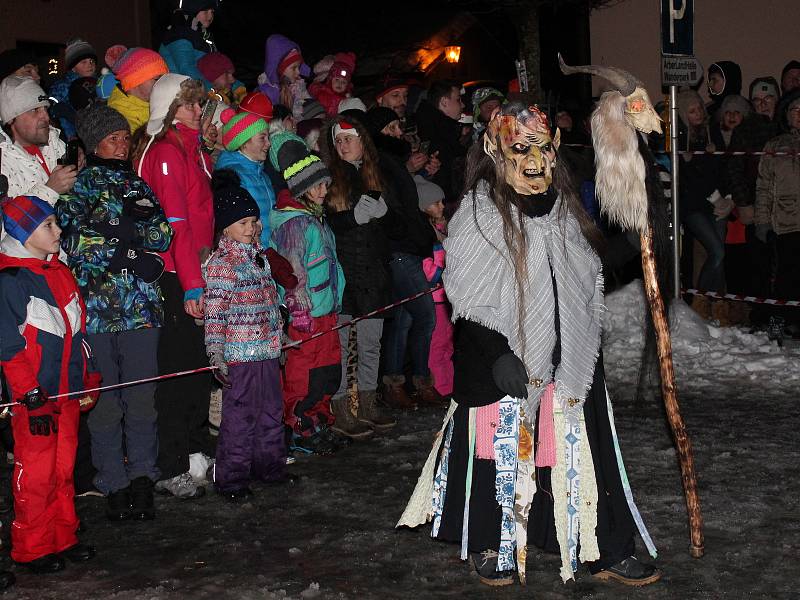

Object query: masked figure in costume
[398,103,661,587]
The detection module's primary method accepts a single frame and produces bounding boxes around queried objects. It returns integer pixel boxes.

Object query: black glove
[29,415,57,436]
[20,388,48,411]
[108,247,165,283]
[491,353,529,399]
[122,194,157,221]
[92,214,138,245]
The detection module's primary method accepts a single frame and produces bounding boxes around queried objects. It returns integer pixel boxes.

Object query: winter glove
[92,214,138,245]
[79,371,102,412]
[491,353,529,399]
[755,223,772,244]
[208,350,230,388]
[108,247,165,283]
[353,196,388,224]
[122,193,157,221]
[265,248,299,290]
[29,415,57,436]
[290,310,313,333]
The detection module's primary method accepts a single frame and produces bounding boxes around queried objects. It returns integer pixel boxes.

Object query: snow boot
[106,486,132,521]
[593,556,662,586]
[413,375,447,407]
[330,395,374,439]
[129,476,155,520]
[382,375,416,410]
[357,390,396,430]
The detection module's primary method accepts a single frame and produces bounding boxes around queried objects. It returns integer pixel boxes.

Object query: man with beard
[0,76,76,221]
[398,103,660,588]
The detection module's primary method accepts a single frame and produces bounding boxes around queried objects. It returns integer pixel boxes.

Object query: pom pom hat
[220,108,268,151]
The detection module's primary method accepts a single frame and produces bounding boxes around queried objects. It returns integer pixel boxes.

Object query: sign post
[661,0,694,299]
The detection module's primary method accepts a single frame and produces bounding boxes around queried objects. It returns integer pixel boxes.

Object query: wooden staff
[640,226,704,558]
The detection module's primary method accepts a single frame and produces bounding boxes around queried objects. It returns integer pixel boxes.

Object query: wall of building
[0,0,150,77]
[590,0,800,101]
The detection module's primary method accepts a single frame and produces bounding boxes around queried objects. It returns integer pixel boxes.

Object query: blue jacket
[215,150,277,247]
[48,71,80,139]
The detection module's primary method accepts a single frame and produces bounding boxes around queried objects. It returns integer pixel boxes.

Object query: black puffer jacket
[326,161,404,316]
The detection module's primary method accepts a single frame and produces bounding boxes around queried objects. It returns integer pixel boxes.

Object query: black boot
[129,476,155,520]
[106,487,132,521]
[593,556,662,586]
[15,553,65,573]
[60,543,96,563]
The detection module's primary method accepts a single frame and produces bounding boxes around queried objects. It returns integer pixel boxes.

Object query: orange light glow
[444,46,461,64]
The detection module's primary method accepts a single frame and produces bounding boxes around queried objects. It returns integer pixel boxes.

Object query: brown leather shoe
[413,375,447,406]
[382,376,416,410]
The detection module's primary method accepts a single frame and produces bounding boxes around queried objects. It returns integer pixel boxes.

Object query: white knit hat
[145,73,190,136]
[338,97,367,113]
[0,76,50,123]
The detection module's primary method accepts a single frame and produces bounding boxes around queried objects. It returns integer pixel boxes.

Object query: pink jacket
[422,242,446,303]
[137,125,214,293]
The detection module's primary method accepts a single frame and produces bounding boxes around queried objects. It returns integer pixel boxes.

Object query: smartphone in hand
[58,140,80,167]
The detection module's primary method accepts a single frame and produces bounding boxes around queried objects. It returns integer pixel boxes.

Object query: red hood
[275,189,310,212]
[0,250,63,274]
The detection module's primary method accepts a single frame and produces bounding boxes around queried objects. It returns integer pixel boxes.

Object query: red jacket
[137,125,214,293]
[0,242,93,399]
[308,81,347,118]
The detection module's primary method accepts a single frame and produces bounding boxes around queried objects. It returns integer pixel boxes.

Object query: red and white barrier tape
[0,284,443,410]
[683,288,800,307]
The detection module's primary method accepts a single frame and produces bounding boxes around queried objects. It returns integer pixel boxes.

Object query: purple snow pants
[215,359,286,492]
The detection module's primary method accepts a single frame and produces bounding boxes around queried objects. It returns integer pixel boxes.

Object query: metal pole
[670,84,681,299]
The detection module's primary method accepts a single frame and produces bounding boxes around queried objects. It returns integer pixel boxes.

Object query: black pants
[436,355,636,573]
[155,273,213,480]
[775,232,800,326]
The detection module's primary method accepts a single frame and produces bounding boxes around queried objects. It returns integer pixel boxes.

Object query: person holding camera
[56,104,173,521]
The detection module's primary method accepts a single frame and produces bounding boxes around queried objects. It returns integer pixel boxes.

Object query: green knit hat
[220,107,268,151]
[269,131,331,197]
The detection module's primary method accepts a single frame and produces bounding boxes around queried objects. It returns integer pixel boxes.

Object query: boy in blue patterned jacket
[204,182,291,502]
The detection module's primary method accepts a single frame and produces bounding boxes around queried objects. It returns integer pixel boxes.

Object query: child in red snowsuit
[416,177,454,397]
[308,52,356,117]
[0,195,100,573]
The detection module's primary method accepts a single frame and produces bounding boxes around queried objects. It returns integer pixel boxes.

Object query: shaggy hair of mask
[131,79,206,163]
[591,90,649,234]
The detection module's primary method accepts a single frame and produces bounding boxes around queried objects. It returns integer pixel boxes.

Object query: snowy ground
[5,280,799,599]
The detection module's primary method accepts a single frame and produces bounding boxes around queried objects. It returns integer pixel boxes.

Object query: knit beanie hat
[414,175,444,211]
[471,87,505,116]
[76,104,130,154]
[0,76,49,123]
[213,183,260,232]
[239,90,273,120]
[332,120,359,142]
[0,49,35,82]
[197,52,234,84]
[69,77,98,112]
[113,47,169,92]
[719,94,752,117]
[781,60,800,83]
[104,45,128,69]
[312,55,335,83]
[145,73,190,136]
[1,195,54,245]
[65,39,97,71]
[749,76,780,100]
[338,97,366,113]
[365,106,399,136]
[278,48,303,78]
[220,107,268,151]
[301,98,326,121]
[328,52,356,82]
[269,132,331,197]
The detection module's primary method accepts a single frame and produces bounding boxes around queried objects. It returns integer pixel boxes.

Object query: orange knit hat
[113,47,169,92]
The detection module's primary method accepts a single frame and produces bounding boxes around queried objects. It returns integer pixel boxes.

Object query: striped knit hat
[220,108,268,151]
[1,195,54,245]
[269,132,331,198]
[65,38,97,71]
[112,48,169,92]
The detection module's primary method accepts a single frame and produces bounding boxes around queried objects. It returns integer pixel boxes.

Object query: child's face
[283,62,301,83]
[331,76,348,94]
[305,181,328,205]
[25,215,61,259]
[241,131,270,162]
[224,216,259,244]
[424,200,444,220]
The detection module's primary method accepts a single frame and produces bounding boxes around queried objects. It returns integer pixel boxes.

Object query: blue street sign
[661,0,694,56]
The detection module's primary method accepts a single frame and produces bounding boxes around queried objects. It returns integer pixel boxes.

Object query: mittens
[491,353,529,399]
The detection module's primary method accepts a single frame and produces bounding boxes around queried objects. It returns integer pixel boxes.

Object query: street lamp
[444,46,461,64]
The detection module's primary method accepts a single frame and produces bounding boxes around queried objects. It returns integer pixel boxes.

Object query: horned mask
[484,104,561,195]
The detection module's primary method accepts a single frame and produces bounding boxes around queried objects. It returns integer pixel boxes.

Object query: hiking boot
[593,556,662,586]
[357,390,396,430]
[470,550,514,587]
[106,486,132,521]
[413,375,447,406]
[330,395,374,440]
[129,476,155,520]
[154,472,206,499]
[382,375,416,410]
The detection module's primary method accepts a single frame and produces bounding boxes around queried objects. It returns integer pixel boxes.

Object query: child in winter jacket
[259,35,312,123]
[205,182,291,501]
[415,176,453,397]
[269,132,345,454]
[0,195,100,573]
[308,52,356,118]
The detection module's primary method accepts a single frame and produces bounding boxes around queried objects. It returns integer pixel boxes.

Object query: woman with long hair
[319,115,404,436]
[131,74,214,500]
